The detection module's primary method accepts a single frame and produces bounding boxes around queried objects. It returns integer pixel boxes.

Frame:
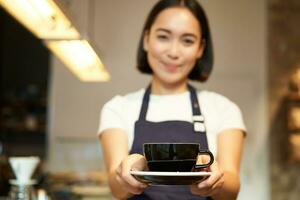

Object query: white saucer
[130,171,211,185]
[9,179,37,186]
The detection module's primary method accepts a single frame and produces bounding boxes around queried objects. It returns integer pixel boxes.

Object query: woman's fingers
[200,164,223,188]
[121,163,147,187]
[115,154,148,195]
[190,161,224,196]
[197,154,211,165]
[116,169,146,194]
[190,183,208,196]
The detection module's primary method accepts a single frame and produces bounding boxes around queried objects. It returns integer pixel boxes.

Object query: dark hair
[136,0,213,82]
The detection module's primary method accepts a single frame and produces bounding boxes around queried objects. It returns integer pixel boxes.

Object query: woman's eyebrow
[155,28,198,39]
[182,33,198,39]
[155,28,171,34]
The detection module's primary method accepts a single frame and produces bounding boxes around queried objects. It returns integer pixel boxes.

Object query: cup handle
[193,150,214,169]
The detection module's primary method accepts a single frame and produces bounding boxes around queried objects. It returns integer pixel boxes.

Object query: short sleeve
[97,96,127,135]
[215,95,247,135]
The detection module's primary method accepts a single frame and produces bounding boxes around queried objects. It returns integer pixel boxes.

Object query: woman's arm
[212,129,244,199]
[191,129,244,200]
[99,129,148,199]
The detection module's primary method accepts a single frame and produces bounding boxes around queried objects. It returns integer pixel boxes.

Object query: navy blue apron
[129,84,212,200]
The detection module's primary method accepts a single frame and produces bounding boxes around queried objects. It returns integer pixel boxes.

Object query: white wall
[47,0,269,199]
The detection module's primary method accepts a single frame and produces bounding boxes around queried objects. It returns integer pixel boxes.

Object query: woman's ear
[143,31,149,52]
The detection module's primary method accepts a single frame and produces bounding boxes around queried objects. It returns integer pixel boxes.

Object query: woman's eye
[157,35,169,40]
[182,38,195,45]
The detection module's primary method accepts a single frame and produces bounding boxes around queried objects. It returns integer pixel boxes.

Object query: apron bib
[129,85,212,200]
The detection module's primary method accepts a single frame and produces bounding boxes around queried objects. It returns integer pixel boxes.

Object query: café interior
[0,0,299,199]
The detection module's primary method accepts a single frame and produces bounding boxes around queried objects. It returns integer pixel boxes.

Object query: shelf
[0,84,48,158]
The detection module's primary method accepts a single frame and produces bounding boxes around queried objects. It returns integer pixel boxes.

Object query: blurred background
[0,0,299,199]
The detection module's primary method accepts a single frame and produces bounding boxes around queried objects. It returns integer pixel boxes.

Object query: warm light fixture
[0,0,80,39]
[0,0,110,82]
[46,40,110,82]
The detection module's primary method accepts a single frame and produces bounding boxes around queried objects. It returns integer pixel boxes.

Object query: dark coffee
[144,143,214,172]
[147,159,196,172]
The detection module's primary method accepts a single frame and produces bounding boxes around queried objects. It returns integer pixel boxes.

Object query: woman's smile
[163,62,181,73]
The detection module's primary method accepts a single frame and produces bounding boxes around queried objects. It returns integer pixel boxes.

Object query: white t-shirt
[98,88,246,156]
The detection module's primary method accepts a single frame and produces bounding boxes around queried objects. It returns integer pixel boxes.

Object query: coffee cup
[143,143,214,172]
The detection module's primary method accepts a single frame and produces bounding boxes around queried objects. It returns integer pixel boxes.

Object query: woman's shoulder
[198,90,229,101]
[197,90,239,109]
[197,90,246,133]
[103,88,145,109]
[124,88,146,101]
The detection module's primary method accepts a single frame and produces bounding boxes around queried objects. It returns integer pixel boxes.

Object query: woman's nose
[167,42,180,59]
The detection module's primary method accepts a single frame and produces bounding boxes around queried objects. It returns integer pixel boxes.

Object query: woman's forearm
[211,171,240,200]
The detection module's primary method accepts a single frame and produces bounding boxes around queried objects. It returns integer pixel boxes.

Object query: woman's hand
[190,160,224,197]
[115,153,149,195]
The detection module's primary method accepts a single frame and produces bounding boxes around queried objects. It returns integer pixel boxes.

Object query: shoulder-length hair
[136,0,214,82]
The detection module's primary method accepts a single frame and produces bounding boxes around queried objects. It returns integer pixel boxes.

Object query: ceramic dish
[130,171,211,185]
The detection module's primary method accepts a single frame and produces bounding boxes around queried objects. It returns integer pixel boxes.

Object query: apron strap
[188,84,201,116]
[138,85,151,121]
[188,84,207,133]
[138,84,207,134]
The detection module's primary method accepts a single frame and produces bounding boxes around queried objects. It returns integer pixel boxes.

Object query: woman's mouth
[164,63,179,73]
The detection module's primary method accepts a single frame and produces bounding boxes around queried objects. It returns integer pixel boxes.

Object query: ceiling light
[0,0,110,82]
[0,0,80,39]
[46,40,110,82]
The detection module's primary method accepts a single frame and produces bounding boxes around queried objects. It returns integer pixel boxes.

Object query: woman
[98,0,246,199]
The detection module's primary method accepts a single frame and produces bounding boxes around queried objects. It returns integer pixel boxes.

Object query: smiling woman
[98,0,246,200]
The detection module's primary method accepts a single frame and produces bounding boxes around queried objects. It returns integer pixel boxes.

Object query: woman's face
[144,7,204,86]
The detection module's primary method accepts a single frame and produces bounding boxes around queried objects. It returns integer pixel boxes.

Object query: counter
[2,171,113,200]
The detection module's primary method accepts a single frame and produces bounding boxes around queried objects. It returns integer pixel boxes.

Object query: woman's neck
[151,77,188,95]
